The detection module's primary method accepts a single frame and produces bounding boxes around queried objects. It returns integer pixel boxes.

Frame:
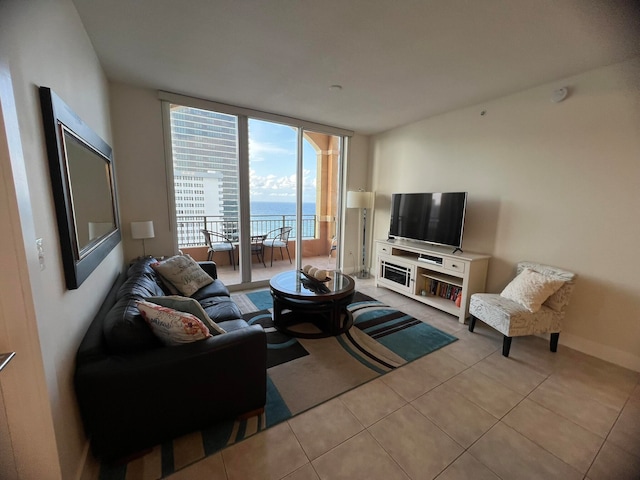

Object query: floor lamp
[347,190,373,279]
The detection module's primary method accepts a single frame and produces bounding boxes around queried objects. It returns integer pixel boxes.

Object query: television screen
[389,192,467,248]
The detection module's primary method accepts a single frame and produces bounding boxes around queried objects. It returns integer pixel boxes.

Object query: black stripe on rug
[343,328,398,370]
[368,318,423,340]
[241,309,309,369]
[353,308,407,331]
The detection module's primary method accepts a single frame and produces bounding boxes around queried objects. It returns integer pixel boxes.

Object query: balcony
[176,214,318,247]
[178,214,337,285]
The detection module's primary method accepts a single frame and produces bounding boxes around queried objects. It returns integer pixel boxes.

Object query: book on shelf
[427,279,462,303]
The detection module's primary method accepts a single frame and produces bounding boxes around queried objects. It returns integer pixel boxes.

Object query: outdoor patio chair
[251,234,267,267]
[262,227,292,267]
[201,229,236,270]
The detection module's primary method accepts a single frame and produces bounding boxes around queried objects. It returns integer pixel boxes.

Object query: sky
[248,118,318,203]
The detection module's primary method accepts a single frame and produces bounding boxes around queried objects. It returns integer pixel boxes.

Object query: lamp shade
[346,191,372,209]
[131,221,155,240]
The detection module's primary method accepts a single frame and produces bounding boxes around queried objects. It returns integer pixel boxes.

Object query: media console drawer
[444,258,465,274]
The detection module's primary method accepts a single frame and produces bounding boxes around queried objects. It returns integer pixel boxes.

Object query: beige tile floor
[91,276,640,480]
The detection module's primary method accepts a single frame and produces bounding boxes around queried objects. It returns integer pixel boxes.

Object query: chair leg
[270,247,274,267]
[228,250,235,270]
[207,250,213,261]
[279,247,284,261]
[550,332,560,352]
[502,336,512,357]
[468,315,477,332]
[285,245,292,264]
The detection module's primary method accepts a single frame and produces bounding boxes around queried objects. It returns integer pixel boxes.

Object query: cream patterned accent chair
[468,262,576,357]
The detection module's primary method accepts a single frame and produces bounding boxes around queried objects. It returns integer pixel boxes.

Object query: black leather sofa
[74,257,266,461]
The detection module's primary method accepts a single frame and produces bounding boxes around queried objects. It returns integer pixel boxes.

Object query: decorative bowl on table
[299,268,331,283]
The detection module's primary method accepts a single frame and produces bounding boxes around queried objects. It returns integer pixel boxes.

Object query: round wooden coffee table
[269,270,355,338]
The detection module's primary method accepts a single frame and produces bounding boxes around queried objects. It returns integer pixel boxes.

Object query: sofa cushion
[103,296,162,354]
[146,296,226,335]
[137,300,212,346]
[217,319,252,333]
[151,255,213,296]
[200,297,244,323]
[117,272,166,300]
[127,256,159,277]
[190,279,231,301]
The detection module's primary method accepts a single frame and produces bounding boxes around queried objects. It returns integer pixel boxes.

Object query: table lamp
[131,220,155,257]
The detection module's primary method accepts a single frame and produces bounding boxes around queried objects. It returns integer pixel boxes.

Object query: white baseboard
[559,332,640,372]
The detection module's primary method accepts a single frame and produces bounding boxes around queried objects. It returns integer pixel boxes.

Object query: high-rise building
[169,105,239,245]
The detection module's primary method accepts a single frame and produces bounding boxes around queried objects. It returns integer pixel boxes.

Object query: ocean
[250,201,316,216]
[249,202,316,237]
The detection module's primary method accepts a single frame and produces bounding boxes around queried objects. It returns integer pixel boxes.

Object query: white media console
[375,238,490,324]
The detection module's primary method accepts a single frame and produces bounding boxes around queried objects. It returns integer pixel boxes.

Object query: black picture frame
[39,87,121,289]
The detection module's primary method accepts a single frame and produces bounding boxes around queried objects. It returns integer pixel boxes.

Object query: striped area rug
[99,291,456,480]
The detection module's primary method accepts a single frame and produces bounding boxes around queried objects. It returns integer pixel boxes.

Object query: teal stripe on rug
[376,322,457,362]
[353,307,398,323]
[246,290,274,310]
[265,375,291,428]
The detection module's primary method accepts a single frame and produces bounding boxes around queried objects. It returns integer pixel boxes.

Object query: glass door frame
[160,91,353,288]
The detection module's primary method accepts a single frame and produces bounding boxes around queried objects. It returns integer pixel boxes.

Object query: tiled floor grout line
[582,384,640,478]
[430,347,602,479]
[209,282,639,480]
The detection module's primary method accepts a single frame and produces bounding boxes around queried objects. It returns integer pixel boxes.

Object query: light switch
[36,238,45,270]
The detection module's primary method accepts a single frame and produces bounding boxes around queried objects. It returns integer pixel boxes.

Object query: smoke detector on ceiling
[551,87,569,103]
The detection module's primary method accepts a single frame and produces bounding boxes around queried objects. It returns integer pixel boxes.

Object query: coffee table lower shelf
[271,292,354,339]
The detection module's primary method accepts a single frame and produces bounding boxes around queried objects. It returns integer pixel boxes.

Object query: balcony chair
[468,261,576,357]
[262,226,292,267]
[201,229,236,270]
[250,234,267,267]
[328,235,337,257]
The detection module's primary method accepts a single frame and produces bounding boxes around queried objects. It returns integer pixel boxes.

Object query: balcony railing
[177,214,317,248]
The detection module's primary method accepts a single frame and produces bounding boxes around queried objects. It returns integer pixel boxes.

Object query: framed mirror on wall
[39,87,120,289]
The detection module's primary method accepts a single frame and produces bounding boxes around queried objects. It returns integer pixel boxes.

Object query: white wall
[0,1,124,478]
[370,57,640,370]
[109,83,175,260]
[341,134,371,274]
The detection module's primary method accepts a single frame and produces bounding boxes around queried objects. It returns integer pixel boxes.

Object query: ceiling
[72,0,640,135]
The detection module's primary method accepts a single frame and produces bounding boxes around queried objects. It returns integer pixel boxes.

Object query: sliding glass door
[164,95,349,288]
[247,119,298,274]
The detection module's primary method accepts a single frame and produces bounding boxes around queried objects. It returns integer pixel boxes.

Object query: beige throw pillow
[500,268,565,313]
[146,295,226,335]
[137,300,212,346]
[151,255,213,297]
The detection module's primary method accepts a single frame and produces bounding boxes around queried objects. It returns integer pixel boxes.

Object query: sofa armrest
[75,324,266,459]
[199,261,218,279]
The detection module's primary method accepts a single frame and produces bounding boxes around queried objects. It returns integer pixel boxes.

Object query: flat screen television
[389,192,467,249]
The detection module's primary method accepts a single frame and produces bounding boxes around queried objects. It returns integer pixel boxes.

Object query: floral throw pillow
[146,295,226,335]
[151,255,213,297]
[137,299,212,345]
